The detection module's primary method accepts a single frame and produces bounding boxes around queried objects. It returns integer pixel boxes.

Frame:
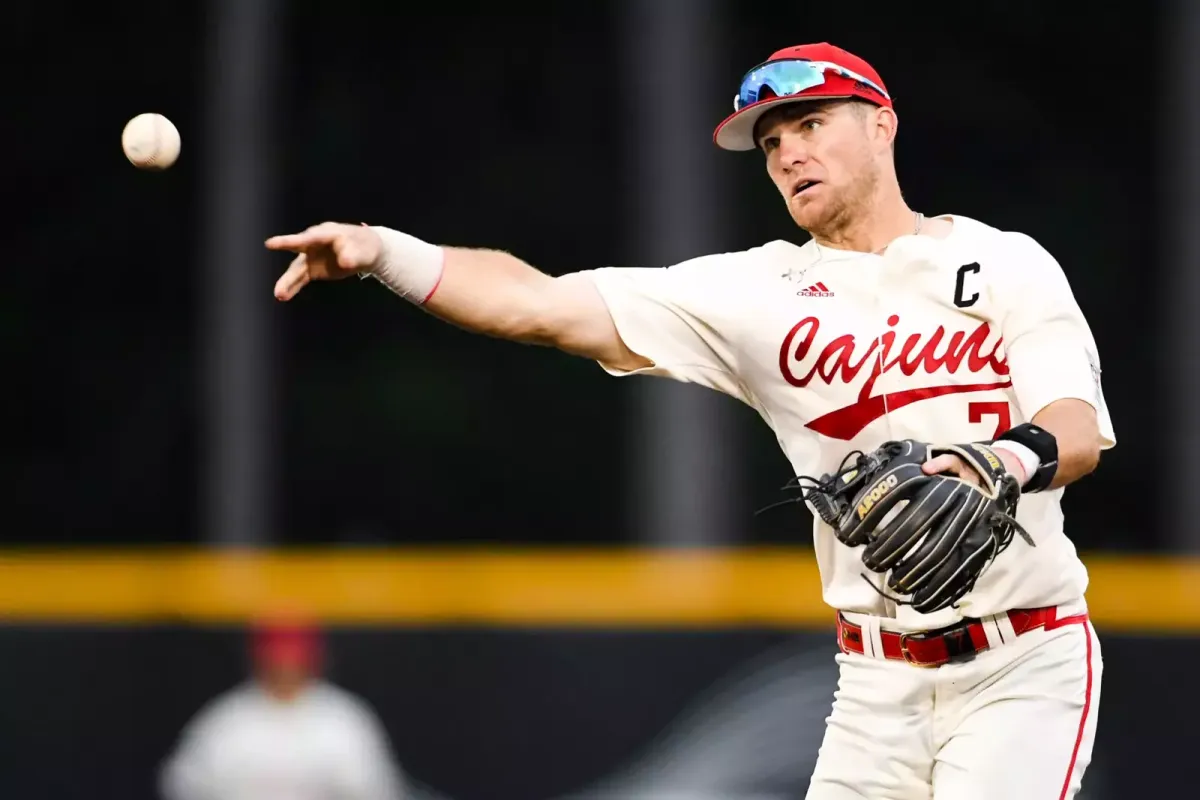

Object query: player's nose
[777,132,810,169]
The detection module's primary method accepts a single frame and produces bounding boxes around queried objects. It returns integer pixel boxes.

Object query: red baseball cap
[251,619,323,669]
[713,43,892,152]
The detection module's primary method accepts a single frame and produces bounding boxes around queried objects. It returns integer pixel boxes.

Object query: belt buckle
[898,634,939,669]
[899,622,979,669]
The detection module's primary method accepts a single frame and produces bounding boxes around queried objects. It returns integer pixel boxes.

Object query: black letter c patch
[954,262,981,308]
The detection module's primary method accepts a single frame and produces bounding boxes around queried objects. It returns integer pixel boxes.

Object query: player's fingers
[264,222,342,252]
[924,455,983,487]
[265,232,315,252]
[274,255,311,301]
[921,454,961,476]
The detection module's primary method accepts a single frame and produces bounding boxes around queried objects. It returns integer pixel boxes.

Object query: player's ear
[873,106,899,151]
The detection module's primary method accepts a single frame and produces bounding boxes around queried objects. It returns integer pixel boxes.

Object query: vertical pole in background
[1165,0,1200,553]
[200,0,281,545]
[621,0,741,546]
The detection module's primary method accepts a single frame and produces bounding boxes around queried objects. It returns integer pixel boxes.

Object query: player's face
[757,101,884,233]
[257,659,313,700]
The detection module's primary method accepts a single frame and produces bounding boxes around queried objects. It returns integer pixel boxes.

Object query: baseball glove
[779,439,1033,615]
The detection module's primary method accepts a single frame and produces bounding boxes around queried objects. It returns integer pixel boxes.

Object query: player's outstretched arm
[265,222,652,372]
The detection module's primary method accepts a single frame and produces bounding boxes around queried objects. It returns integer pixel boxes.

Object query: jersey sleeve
[582,253,751,403]
[996,233,1116,449]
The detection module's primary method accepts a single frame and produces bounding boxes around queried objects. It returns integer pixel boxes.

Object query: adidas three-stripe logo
[798,281,834,298]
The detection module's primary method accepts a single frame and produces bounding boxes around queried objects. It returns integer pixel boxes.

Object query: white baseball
[121,113,181,170]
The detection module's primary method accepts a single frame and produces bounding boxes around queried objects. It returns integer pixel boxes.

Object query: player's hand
[265,222,382,301]
[922,450,1026,487]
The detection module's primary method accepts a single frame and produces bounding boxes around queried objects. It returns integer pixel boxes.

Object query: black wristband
[995,423,1058,493]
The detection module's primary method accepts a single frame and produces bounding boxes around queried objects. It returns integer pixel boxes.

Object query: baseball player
[265,42,1113,800]
[159,619,408,800]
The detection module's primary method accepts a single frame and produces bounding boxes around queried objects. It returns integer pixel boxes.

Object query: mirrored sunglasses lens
[738,62,828,110]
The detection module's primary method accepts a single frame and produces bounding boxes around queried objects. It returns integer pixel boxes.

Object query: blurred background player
[159,617,408,800]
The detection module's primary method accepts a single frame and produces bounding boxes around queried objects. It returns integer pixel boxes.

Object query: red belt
[836,606,1086,668]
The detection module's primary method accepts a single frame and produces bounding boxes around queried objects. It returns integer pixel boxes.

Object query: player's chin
[788,197,826,230]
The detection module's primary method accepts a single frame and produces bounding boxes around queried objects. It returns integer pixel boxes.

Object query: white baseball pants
[805,608,1102,800]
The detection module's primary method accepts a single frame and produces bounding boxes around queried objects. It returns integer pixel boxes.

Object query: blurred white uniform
[160,680,407,800]
[584,214,1114,799]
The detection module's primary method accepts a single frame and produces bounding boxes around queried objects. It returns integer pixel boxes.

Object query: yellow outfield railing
[0,548,1195,632]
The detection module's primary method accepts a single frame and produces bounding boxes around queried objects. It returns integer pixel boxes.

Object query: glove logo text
[969,444,1002,472]
[856,473,899,520]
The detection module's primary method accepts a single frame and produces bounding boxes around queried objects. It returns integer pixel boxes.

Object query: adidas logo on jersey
[798,282,834,298]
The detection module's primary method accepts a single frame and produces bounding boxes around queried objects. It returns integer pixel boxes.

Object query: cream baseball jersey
[584,214,1116,631]
[160,681,408,800]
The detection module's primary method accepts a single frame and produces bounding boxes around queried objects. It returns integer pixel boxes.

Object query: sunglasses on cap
[733,59,891,112]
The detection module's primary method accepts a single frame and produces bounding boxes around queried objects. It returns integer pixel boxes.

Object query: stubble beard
[795,165,881,245]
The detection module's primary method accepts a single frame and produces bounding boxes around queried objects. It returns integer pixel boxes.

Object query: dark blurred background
[8,0,1165,548]
[3,1,1191,799]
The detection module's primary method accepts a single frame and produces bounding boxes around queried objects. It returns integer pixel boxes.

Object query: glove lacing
[753,449,868,518]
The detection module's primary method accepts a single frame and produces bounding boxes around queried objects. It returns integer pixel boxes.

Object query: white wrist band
[990,440,1040,486]
[363,226,445,304]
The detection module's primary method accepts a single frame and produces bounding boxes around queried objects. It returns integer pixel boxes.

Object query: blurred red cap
[250,617,323,669]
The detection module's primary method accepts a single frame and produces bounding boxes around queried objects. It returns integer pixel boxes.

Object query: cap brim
[713,94,852,151]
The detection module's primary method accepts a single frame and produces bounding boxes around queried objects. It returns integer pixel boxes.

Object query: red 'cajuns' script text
[778,314,1012,440]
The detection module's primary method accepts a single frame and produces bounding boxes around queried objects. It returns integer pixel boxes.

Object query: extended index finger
[264,222,342,252]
